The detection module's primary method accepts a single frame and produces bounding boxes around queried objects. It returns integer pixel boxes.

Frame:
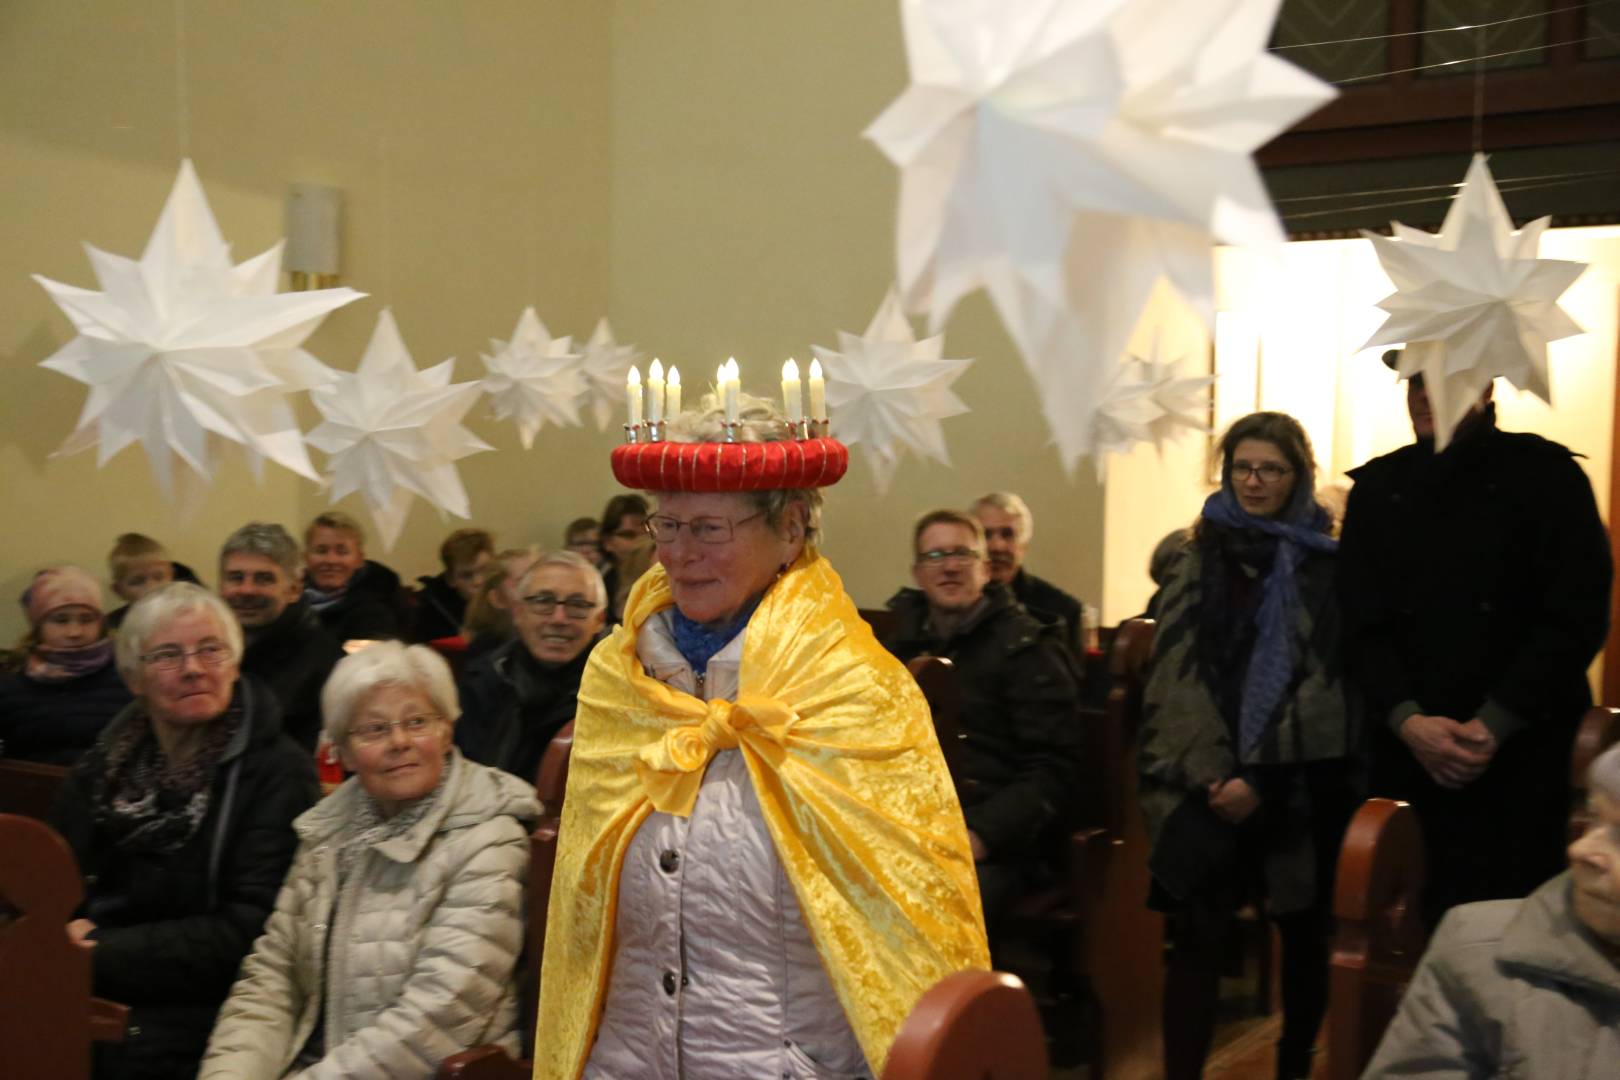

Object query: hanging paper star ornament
[812,285,973,492]
[477,306,585,448]
[1085,356,1166,482]
[865,0,1333,454]
[1363,153,1588,449]
[577,318,642,430]
[33,159,365,496]
[1134,334,1217,453]
[305,310,494,550]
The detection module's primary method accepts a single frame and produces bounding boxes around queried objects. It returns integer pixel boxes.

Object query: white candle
[808,357,826,421]
[648,358,665,424]
[781,358,802,422]
[626,365,642,427]
[724,357,740,423]
[666,366,682,417]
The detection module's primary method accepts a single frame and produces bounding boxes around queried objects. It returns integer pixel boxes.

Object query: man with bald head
[972,492,1083,655]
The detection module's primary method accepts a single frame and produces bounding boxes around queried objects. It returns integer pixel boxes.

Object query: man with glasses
[881,509,1083,931]
[455,550,607,781]
[972,492,1084,655]
[1340,352,1612,925]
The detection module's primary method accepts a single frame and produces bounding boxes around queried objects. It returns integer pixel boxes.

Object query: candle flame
[668,366,681,386]
[627,365,641,386]
[809,358,823,379]
[649,358,664,381]
[783,357,799,380]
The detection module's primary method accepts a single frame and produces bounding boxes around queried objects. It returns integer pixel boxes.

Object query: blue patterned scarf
[670,596,764,677]
[1200,486,1338,756]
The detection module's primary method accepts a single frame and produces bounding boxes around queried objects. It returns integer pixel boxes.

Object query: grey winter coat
[1364,873,1620,1079]
[199,750,540,1079]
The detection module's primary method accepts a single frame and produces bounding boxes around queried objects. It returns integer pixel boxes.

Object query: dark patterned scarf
[88,701,242,855]
[25,637,115,683]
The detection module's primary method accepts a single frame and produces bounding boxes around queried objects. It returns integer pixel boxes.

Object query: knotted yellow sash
[533,548,988,1079]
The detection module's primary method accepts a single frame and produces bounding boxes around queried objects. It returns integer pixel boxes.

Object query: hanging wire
[1333,36,1609,84]
[1470,22,1487,152]
[1272,169,1620,205]
[1279,172,1620,221]
[1270,0,1617,51]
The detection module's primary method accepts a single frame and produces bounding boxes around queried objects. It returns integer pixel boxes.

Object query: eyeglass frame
[643,509,766,545]
[520,592,601,619]
[347,713,446,746]
[138,641,235,671]
[1229,461,1295,485]
[914,546,984,569]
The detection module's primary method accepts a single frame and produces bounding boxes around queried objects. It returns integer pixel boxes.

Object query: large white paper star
[812,286,973,492]
[577,318,641,431]
[305,310,494,550]
[1363,153,1587,449]
[477,306,585,448]
[865,0,1332,462]
[33,159,364,496]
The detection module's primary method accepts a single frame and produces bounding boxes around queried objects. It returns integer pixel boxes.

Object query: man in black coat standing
[1339,357,1611,926]
[219,523,344,752]
[971,491,1085,655]
[882,509,1083,933]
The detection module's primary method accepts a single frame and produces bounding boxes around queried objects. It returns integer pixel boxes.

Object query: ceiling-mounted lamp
[284,183,341,291]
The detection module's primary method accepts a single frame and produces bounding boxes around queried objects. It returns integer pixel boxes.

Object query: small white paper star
[1087,359,1166,480]
[305,310,494,550]
[1363,153,1587,448]
[577,318,642,431]
[34,159,364,496]
[1133,335,1216,453]
[477,306,585,448]
[812,286,973,492]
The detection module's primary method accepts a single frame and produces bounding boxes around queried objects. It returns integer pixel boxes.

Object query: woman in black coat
[0,566,132,765]
[52,583,317,1080]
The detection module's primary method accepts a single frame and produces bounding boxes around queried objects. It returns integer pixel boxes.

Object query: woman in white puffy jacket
[200,642,541,1080]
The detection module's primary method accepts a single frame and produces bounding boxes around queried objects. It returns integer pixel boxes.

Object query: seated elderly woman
[0,566,132,765]
[1363,741,1620,1078]
[200,641,540,1079]
[536,395,989,1080]
[51,582,318,1080]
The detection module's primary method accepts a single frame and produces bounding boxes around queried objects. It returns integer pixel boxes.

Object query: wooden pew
[1325,798,1426,1080]
[0,758,70,821]
[906,656,966,790]
[881,970,1046,1080]
[0,813,129,1080]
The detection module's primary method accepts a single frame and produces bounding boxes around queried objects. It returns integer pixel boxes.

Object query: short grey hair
[972,492,1033,543]
[320,641,460,746]
[116,582,243,684]
[519,549,608,610]
[220,522,301,579]
[1592,743,1620,802]
[661,391,825,542]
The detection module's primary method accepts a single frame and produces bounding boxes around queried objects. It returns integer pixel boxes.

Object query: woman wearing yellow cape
[534,395,989,1080]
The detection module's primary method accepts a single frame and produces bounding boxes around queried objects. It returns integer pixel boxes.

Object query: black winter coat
[0,661,132,765]
[1010,568,1084,656]
[1339,413,1612,914]
[239,602,344,751]
[455,637,590,783]
[308,559,408,642]
[412,573,467,643]
[52,678,318,1080]
[882,583,1083,857]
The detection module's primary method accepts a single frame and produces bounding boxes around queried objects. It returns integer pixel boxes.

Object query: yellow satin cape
[533,548,989,1079]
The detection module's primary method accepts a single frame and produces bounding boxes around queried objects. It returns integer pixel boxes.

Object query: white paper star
[477,306,585,448]
[812,286,973,492]
[577,317,642,431]
[1363,153,1587,448]
[305,310,494,550]
[1088,357,1166,481]
[865,0,1332,462]
[33,159,364,496]
[1134,335,1216,453]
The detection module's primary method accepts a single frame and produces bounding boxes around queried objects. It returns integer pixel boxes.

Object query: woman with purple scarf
[0,566,132,765]
[1138,412,1356,1080]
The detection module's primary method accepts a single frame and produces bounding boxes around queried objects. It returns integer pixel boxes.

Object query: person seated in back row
[220,523,344,751]
[105,532,200,630]
[456,550,605,782]
[971,492,1084,655]
[301,511,408,642]
[881,508,1083,933]
[462,547,541,662]
[413,528,495,642]
[1363,741,1620,1078]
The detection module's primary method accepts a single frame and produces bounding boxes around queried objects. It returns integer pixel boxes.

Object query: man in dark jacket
[1339,362,1612,926]
[882,509,1083,929]
[971,491,1084,654]
[456,550,606,782]
[301,511,408,642]
[219,523,344,751]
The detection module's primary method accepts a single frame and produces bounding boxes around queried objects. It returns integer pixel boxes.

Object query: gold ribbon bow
[635,693,794,816]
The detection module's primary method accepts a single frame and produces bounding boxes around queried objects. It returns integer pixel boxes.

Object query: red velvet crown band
[611,438,849,492]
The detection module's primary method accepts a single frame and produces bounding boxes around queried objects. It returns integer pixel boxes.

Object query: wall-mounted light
[284,183,341,291]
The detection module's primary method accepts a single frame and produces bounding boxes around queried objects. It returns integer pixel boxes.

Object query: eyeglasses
[349,714,443,745]
[915,547,983,569]
[644,510,764,545]
[140,642,233,671]
[1231,462,1294,484]
[522,592,598,619]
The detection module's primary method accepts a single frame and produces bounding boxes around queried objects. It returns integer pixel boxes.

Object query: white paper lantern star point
[577,318,642,431]
[477,306,586,448]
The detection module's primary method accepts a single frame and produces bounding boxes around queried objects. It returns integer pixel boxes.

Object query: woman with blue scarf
[1138,411,1355,1080]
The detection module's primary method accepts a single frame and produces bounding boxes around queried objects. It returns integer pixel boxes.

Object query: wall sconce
[284,183,341,291]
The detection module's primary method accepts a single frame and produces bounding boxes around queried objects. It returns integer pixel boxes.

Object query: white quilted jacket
[199,750,540,1080]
